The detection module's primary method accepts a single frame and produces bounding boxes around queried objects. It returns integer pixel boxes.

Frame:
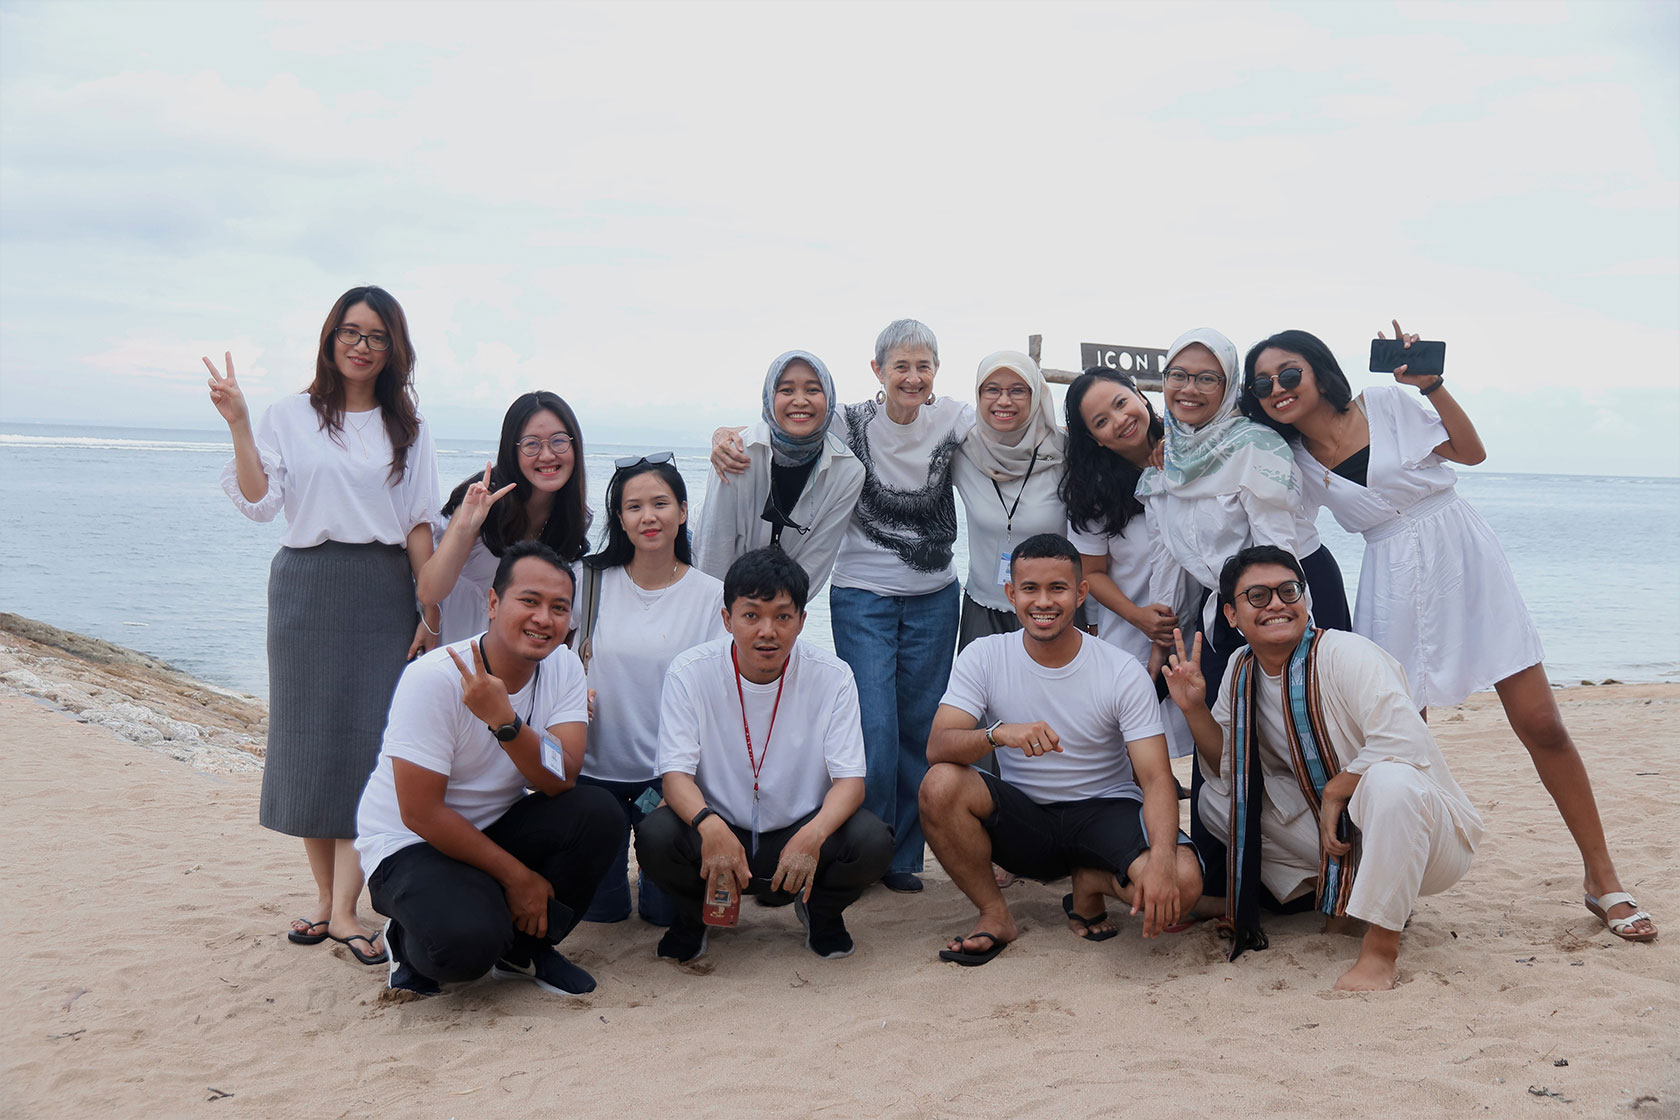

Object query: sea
[2,422,1676,700]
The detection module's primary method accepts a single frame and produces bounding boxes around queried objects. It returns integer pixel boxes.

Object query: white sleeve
[655,664,703,778]
[937,641,991,722]
[693,455,751,582]
[1379,385,1451,469]
[822,670,868,780]
[541,650,591,728]
[221,405,287,522]
[400,419,442,534]
[382,661,464,777]
[1065,518,1108,558]
[1112,657,1165,742]
[1239,475,1300,554]
[797,454,865,589]
[1331,638,1439,775]
[1143,499,1197,617]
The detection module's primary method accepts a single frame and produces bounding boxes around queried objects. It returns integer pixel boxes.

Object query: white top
[1202,629,1484,901]
[940,631,1164,805]
[692,423,865,595]
[583,565,727,783]
[831,397,975,597]
[953,450,1069,611]
[1294,385,1460,535]
[222,393,441,548]
[656,637,867,831]
[354,637,591,878]
[433,516,501,644]
[1142,482,1300,634]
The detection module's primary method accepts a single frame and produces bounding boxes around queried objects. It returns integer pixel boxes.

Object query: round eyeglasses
[1251,368,1304,399]
[518,434,575,458]
[333,327,391,352]
[979,384,1031,401]
[1236,580,1305,609]
[1164,369,1225,390]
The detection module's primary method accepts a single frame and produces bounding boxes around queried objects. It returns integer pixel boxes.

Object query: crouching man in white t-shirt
[920,533,1204,967]
[635,547,893,963]
[355,541,624,996]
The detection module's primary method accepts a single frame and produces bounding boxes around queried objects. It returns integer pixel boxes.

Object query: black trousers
[368,785,624,983]
[635,805,891,932]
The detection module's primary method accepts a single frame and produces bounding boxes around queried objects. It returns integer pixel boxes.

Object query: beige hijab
[961,350,1066,483]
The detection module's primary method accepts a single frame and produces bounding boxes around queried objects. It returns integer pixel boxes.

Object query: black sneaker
[384,919,440,997]
[655,922,708,963]
[491,949,597,995]
[794,898,855,960]
[881,871,924,893]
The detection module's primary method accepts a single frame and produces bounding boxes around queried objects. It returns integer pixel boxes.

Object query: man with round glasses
[1163,545,1483,991]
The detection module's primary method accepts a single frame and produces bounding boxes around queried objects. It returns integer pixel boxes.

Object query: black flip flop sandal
[331,932,389,966]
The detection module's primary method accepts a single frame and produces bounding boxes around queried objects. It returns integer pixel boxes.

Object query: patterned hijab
[960,350,1065,483]
[1135,327,1297,505]
[761,350,838,468]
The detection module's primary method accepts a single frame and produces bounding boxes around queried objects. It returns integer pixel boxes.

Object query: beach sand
[2,618,1676,1118]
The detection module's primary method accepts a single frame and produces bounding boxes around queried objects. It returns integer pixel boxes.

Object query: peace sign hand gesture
[447,642,517,730]
[203,352,249,428]
[1162,628,1207,714]
[1377,319,1434,390]
[459,461,518,533]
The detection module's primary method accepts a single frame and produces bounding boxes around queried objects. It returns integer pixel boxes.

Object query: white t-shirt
[656,637,867,831]
[582,565,726,783]
[222,393,441,548]
[831,397,975,597]
[939,631,1165,805]
[432,516,501,644]
[954,452,1069,612]
[355,637,590,878]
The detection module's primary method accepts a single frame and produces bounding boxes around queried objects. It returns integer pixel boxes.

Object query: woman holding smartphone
[206,285,440,966]
[421,391,591,643]
[1240,321,1656,943]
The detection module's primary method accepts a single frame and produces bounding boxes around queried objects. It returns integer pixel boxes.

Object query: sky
[1,0,1676,476]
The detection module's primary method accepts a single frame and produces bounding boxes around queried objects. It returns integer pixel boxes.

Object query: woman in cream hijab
[953,350,1071,648]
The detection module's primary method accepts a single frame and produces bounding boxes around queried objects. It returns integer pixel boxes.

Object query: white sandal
[1585,891,1658,942]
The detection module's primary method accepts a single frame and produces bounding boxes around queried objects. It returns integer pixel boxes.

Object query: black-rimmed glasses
[1236,580,1305,609]
[333,327,391,352]
[518,434,575,458]
[613,451,676,471]
[1250,368,1304,399]
[1164,369,1225,390]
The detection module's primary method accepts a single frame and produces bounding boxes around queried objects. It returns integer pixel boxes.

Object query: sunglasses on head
[613,451,676,471]
[1250,368,1305,398]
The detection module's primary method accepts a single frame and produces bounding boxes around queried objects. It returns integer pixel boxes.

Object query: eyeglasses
[517,434,575,458]
[1235,580,1305,608]
[1250,368,1304,399]
[333,327,391,352]
[1164,369,1225,390]
[613,451,675,470]
[979,384,1032,401]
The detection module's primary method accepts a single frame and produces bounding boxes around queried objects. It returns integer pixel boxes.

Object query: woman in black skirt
[205,286,440,966]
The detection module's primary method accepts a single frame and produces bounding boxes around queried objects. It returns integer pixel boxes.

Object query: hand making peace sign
[446,641,517,731]
[203,351,249,428]
[458,460,518,533]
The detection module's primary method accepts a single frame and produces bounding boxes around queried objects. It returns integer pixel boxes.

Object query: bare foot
[289,902,331,938]
[1333,926,1400,991]
[327,917,384,954]
[945,903,1019,955]
[1067,867,1120,939]
[1322,914,1368,938]
[1585,878,1658,940]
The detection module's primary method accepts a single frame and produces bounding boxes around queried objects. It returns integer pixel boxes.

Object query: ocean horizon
[2,421,1675,698]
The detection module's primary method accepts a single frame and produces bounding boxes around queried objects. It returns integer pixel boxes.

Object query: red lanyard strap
[731,644,788,798]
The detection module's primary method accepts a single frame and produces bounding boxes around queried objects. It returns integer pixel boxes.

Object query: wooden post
[1032,335,1164,391]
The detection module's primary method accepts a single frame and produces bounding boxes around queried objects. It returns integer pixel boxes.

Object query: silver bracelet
[420,614,440,637]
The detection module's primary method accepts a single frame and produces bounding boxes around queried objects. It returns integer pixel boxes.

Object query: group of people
[205,288,1657,999]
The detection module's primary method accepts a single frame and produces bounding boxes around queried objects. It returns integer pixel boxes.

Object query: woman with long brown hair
[206,285,441,967]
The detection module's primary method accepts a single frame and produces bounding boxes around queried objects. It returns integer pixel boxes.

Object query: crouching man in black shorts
[919,533,1203,966]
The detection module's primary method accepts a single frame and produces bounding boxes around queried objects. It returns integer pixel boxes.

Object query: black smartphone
[1369,337,1446,379]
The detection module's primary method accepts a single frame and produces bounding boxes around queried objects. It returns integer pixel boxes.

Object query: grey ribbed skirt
[262,541,415,838]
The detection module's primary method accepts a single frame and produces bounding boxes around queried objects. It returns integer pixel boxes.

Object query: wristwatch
[985,720,1004,748]
[489,713,524,742]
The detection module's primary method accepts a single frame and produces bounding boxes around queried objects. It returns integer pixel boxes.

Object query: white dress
[1295,385,1543,709]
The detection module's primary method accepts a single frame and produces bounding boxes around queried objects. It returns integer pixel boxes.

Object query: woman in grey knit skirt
[205,286,441,966]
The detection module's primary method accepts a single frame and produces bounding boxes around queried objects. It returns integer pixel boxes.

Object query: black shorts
[978,770,1197,885]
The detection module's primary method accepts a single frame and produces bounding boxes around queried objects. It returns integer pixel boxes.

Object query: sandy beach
[2,616,1675,1119]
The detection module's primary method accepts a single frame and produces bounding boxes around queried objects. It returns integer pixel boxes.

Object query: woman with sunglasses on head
[1240,321,1656,943]
[712,319,974,892]
[952,351,1070,647]
[1060,367,1194,760]
[205,285,441,967]
[420,391,592,643]
[576,453,726,925]
[693,351,864,595]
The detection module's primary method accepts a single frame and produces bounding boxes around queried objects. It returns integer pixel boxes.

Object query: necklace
[629,562,682,605]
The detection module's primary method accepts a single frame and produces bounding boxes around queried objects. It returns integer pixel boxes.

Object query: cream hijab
[960,350,1066,483]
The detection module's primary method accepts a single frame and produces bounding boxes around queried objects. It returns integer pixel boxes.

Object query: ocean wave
[0,434,230,453]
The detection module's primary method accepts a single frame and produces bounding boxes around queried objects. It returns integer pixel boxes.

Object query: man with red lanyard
[637,547,892,963]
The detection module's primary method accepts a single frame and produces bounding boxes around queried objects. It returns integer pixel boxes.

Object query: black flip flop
[938,931,1009,967]
[287,919,330,946]
[330,932,390,966]
[1062,893,1119,943]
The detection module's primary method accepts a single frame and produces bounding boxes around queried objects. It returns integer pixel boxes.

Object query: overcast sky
[1,0,1675,476]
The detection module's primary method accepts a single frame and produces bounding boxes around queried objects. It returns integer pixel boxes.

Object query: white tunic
[1066,516,1196,759]
[582,566,726,783]
[1142,476,1300,634]
[953,450,1068,612]
[222,393,440,548]
[1296,385,1544,708]
[692,424,865,595]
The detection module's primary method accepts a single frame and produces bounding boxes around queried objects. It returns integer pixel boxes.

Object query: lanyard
[731,643,788,855]
[990,443,1042,542]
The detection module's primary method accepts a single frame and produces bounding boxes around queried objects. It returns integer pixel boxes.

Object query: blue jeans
[575,775,677,926]
[829,579,960,874]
